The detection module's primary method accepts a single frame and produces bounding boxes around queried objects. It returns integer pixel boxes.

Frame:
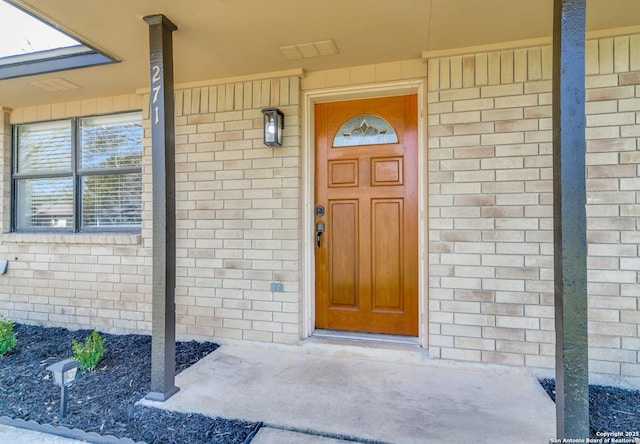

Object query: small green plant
[0,315,16,357]
[72,329,106,371]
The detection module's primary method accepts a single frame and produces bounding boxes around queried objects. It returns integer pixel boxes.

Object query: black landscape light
[46,358,81,418]
[261,107,284,147]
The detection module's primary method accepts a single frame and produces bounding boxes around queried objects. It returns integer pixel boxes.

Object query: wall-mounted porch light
[261,107,284,147]
[46,358,81,418]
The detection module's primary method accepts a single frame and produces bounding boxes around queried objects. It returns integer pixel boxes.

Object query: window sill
[1,232,141,245]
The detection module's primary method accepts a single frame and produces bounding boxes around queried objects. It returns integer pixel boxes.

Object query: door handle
[316,221,325,248]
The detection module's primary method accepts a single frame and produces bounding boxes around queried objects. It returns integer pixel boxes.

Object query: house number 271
[151,65,162,125]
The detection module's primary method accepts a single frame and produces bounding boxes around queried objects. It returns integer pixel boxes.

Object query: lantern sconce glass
[46,358,81,418]
[261,107,284,147]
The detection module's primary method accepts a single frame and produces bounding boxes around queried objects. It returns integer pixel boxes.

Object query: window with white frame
[13,112,142,232]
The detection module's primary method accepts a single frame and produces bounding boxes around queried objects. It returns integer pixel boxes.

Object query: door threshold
[305,330,428,363]
[312,329,419,346]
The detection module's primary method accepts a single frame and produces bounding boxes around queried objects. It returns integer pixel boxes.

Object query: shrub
[72,329,106,371]
[0,315,16,357]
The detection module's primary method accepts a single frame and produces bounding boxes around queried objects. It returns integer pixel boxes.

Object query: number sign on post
[152,65,162,125]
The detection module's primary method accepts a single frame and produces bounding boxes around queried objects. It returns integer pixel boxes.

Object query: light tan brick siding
[427,35,640,385]
[1,37,638,387]
[301,59,426,90]
[0,77,302,345]
[152,77,302,344]
[1,96,147,333]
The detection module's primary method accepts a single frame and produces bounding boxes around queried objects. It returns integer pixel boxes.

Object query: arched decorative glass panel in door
[332,114,398,147]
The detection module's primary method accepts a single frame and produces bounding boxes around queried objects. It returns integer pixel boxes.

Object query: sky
[0,1,79,59]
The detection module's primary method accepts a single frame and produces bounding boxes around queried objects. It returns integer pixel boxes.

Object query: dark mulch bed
[539,379,640,437]
[0,324,260,443]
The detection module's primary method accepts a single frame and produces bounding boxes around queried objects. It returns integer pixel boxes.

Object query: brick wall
[0,75,302,345]
[427,35,640,385]
[1,96,147,333]
[301,59,426,90]
[150,77,302,343]
[1,39,638,386]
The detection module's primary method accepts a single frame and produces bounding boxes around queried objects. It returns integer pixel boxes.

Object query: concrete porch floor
[143,339,556,443]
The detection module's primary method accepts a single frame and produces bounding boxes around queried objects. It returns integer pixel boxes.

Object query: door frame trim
[302,79,428,349]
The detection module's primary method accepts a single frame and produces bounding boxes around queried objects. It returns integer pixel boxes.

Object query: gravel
[539,378,640,437]
[0,324,260,443]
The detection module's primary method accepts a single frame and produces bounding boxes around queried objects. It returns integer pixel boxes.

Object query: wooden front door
[314,95,418,336]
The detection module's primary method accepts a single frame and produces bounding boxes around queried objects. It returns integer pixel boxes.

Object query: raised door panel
[329,200,358,308]
[371,199,403,312]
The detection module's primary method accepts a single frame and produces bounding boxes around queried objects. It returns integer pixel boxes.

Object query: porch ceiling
[1,0,639,109]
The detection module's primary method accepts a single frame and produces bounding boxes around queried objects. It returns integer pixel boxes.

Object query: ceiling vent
[280,39,338,61]
[30,77,80,91]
